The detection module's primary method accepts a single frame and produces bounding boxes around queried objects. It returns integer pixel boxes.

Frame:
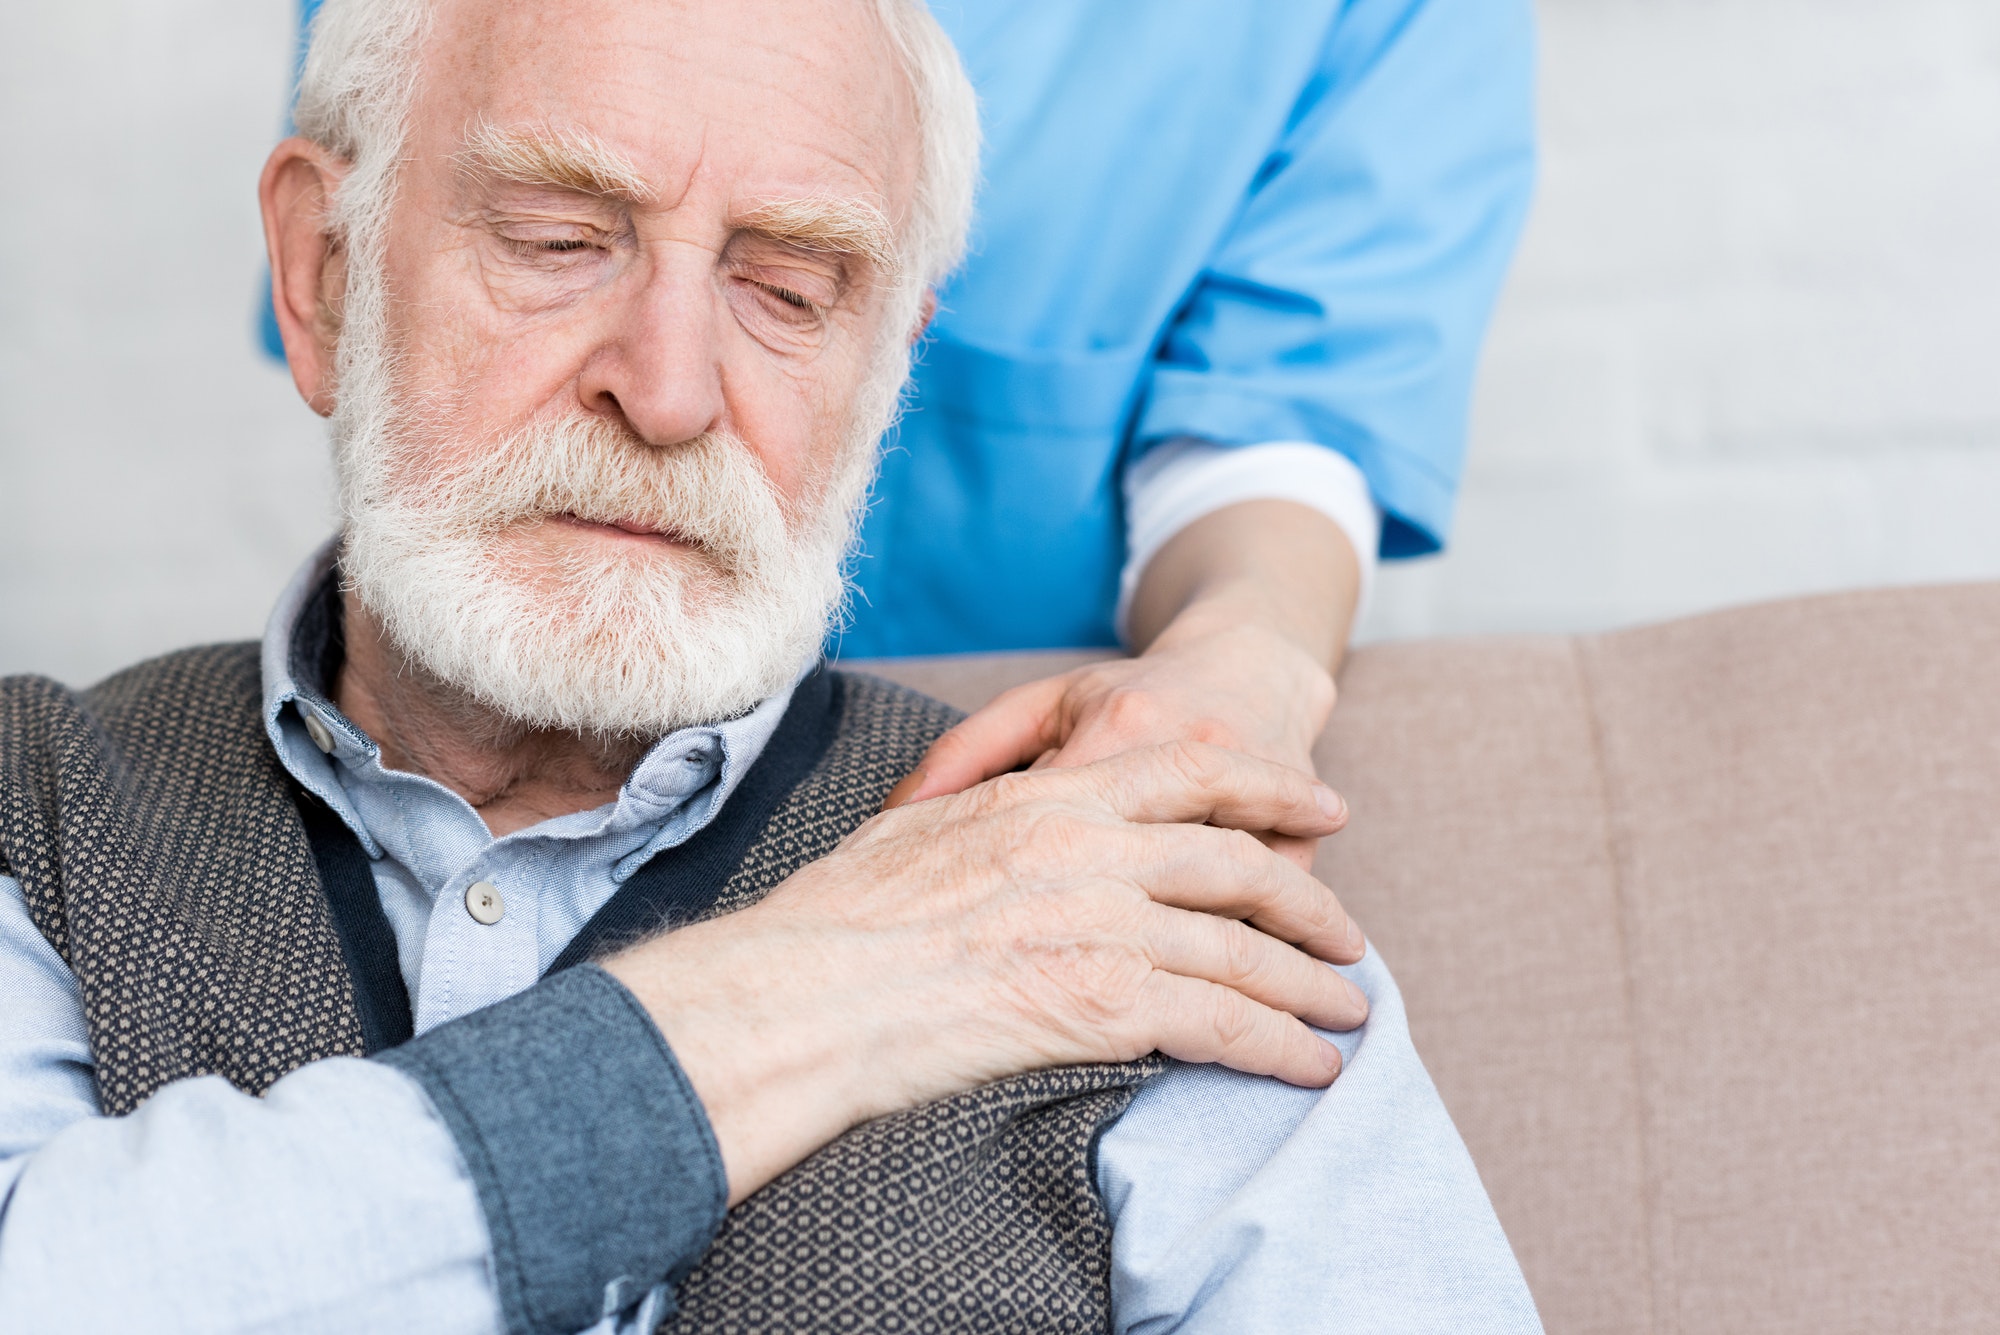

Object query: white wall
[4,1,1998,682]
[0,1,330,682]
[1358,0,2000,641]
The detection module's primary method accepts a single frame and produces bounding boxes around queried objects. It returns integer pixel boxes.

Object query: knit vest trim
[299,789,414,1054]
[0,643,1164,1333]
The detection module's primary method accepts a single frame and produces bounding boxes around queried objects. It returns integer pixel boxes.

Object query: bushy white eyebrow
[458,121,902,277]
[457,120,656,203]
[735,196,901,277]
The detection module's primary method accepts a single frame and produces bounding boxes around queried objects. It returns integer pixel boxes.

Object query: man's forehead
[417,0,919,212]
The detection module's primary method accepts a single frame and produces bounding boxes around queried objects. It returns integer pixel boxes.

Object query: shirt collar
[260,537,803,867]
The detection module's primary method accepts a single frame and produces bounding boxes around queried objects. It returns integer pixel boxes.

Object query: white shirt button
[464,880,505,925]
[302,710,337,755]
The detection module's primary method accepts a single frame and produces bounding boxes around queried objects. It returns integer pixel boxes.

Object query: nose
[574,251,726,447]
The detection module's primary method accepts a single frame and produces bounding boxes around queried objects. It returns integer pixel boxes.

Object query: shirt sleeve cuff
[377,964,726,1335]
[1117,438,1384,646]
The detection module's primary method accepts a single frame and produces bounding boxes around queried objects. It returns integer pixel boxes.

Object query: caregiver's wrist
[1142,564,1343,660]
[1128,499,1360,668]
[1152,592,1338,709]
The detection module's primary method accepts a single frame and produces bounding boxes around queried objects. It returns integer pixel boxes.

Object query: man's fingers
[882,677,1070,809]
[1138,824,1364,963]
[1042,740,1347,838]
[1262,831,1321,874]
[1141,903,1368,1031]
[1135,972,1345,1088]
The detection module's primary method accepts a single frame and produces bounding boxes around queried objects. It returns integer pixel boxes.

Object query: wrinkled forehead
[409,0,920,222]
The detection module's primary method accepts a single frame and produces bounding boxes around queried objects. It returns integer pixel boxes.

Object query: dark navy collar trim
[543,666,842,977]
[286,561,348,722]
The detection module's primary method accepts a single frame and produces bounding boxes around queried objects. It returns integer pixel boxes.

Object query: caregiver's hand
[884,500,1361,871]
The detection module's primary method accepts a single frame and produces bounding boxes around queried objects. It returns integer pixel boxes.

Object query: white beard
[329,294,903,738]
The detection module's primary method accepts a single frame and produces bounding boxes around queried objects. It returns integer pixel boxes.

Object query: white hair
[294,0,979,290]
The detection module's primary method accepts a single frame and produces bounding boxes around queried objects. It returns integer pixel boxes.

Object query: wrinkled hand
[886,619,1338,869]
[603,740,1364,1203]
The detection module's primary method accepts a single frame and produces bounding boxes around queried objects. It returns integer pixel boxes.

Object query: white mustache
[362,413,791,583]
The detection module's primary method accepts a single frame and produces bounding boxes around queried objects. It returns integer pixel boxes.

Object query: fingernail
[1321,1041,1344,1080]
[1343,977,1370,1017]
[1314,785,1345,822]
[1344,914,1364,956]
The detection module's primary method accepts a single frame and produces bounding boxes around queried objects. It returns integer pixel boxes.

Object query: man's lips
[550,512,694,546]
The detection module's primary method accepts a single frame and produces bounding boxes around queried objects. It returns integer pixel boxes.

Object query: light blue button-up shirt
[274,583,793,1035]
[0,546,1540,1331]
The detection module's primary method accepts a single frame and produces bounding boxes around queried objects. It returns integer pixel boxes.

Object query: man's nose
[575,258,726,447]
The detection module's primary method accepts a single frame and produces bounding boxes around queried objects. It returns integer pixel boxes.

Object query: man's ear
[259,137,351,418]
[907,289,938,346]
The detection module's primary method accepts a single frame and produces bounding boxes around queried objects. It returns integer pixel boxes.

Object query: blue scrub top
[273,0,1535,658]
[853,0,1535,657]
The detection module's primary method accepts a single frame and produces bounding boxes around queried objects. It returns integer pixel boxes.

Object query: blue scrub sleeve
[1133,0,1536,557]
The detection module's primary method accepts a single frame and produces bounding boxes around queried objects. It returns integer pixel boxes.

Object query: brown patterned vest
[0,644,1164,1332]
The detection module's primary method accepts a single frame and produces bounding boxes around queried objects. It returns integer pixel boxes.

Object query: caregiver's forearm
[1128,499,1362,672]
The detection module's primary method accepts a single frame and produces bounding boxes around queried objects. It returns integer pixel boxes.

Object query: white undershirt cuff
[1117,438,1383,648]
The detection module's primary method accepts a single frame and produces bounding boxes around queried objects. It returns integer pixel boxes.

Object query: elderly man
[0,0,1538,1331]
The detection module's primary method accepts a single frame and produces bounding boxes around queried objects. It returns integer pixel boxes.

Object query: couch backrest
[853,582,2000,1334]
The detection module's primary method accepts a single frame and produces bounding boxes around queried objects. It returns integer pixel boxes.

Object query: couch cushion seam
[1568,632,1669,1335]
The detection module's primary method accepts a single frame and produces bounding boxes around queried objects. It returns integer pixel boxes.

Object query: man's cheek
[397,337,543,458]
[719,387,821,510]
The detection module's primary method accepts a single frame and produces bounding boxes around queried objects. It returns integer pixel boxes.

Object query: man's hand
[885,500,1360,871]
[602,741,1366,1205]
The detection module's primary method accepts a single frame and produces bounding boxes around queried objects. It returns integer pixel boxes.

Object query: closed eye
[762,283,815,311]
[725,265,838,350]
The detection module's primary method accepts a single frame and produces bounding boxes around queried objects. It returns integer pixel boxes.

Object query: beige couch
[858,583,2000,1334]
